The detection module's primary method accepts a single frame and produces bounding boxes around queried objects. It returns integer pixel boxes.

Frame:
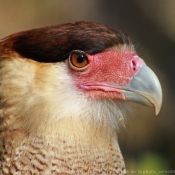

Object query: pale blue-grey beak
[124,64,162,115]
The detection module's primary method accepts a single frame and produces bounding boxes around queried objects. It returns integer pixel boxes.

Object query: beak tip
[155,108,160,115]
[155,94,163,115]
[153,76,163,115]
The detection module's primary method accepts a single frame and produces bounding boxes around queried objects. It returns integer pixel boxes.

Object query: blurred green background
[0,1,174,174]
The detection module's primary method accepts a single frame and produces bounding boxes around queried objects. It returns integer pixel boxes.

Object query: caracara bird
[0,21,162,174]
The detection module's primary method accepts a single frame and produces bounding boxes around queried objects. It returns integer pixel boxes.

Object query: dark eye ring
[69,50,89,69]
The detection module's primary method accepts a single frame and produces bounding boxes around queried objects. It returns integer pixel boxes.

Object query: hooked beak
[123,64,162,115]
[81,64,162,115]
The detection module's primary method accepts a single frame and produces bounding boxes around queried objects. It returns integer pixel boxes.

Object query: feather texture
[0,21,162,174]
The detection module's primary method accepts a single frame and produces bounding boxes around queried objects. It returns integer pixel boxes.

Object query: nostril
[132,60,136,71]
[130,55,145,72]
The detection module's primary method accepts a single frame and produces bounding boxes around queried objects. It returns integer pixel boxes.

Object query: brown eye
[69,51,89,68]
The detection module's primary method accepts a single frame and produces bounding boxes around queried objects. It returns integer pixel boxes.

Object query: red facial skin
[69,50,145,99]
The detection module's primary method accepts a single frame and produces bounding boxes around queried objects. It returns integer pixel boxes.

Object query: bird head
[0,21,162,140]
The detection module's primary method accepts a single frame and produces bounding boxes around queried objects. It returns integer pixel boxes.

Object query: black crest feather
[1,21,131,63]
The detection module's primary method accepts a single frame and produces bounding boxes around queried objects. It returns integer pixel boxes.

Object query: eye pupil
[77,55,85,63]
